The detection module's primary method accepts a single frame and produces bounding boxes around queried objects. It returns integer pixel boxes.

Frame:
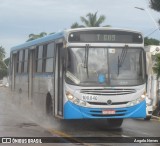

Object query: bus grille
[80,88,136,95]
[88,101,129,105]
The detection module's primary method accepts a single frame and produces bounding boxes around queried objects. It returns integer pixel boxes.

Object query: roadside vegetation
[0,46,8,79]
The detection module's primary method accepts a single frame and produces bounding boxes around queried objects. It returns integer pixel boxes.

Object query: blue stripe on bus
[11,32,64,51]
[64,101,146,119]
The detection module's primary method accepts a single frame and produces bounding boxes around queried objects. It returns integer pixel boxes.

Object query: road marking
[121,135,130,137]
[124,128,151,136]
[47,128,92,146]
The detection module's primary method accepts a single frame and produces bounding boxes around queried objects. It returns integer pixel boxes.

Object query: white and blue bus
[10,27,146,127]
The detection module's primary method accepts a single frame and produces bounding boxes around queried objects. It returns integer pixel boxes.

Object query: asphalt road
[0,87,160,146]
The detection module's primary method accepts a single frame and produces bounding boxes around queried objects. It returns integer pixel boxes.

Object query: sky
[0,0,160,58]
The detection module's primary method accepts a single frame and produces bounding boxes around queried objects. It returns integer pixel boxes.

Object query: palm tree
[80,12,106,27]
[150,0,160,12]
[71,22,84,29]
[27,32,47,42]
[70,12,109,28]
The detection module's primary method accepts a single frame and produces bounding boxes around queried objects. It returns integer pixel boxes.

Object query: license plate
[102,110,115,115]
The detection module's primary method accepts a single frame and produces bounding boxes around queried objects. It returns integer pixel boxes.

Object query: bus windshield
[66,47,145,86]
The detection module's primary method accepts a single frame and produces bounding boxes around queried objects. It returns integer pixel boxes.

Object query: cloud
[0,0,159,57]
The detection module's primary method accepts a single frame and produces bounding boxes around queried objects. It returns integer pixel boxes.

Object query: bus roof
[10,27,142,52]
[11,31,65,52]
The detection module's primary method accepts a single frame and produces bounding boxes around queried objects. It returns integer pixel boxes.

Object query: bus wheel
[107,118,123,128]
[144,116,151,121]
[46,94,53,116]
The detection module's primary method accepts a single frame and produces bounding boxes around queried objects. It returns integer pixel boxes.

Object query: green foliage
[0,61,8,79]
[0,46,8,79]
[0,68,7,79]
[150,0,160,12]
[149,0,160,26]
[71,12,109,28]
[27,32,47,42]
[144,37,160,46]
[80,12,106,27]
[4,58,10,66]
[153,54,160,78]
[0,46,5,60]
[71,22,84,29]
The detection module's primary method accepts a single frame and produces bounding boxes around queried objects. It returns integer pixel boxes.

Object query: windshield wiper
[84,44,89,78]
[118,45,128,75]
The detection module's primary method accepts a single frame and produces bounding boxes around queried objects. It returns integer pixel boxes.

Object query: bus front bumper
[64,101,146,119]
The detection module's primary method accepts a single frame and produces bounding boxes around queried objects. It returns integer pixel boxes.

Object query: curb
[152,116,160,121]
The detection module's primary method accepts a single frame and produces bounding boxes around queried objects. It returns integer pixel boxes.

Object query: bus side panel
[31,74,54,116]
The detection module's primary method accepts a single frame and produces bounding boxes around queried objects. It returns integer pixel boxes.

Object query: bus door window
[45,42,54,73]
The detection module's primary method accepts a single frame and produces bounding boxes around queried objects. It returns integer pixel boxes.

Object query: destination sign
[68,30,143,44]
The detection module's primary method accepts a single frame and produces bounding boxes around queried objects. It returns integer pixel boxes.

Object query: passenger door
[11,53,17,91]
[55,43,64,118]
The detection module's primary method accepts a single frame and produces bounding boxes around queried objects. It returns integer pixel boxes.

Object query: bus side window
[18,50,23,73]
[36,46,43,73]
[24,49,28,73]
[45,42,54,72]
[16,51,19,73]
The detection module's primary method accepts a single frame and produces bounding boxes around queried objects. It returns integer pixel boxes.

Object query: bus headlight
[126,95,145,107]
[65,91,87,107]
[66,91,74,100]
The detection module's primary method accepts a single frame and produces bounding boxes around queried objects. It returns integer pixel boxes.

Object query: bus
[10,27,146,127]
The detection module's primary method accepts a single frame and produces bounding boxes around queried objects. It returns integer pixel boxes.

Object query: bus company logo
[107,100,112,105]
[2,138,11,143]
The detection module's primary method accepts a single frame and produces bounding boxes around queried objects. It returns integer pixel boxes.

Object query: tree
[150,0,160,12]
[0,46,7,79]
[4,58,10,67]
[144,37,160,46]
[80,12,106,27]
[0,46,5,60]
[71,22,84,29]
[70,12,109,28]
[150,0,160,26]
[27,32,47,42]
[153,54,160,79]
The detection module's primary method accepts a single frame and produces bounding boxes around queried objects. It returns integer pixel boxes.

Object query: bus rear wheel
[46,95,53,116]
[107,118,123,128]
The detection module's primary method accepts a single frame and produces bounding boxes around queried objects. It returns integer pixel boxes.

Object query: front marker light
[73,99,80,104]
[80,101,87,106]
[126,94,146,107]
[146,98,153,106]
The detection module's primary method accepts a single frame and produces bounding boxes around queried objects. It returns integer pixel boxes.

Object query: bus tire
[144,116,151,121]
[46,94,53,116]
[107,118,123,128]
